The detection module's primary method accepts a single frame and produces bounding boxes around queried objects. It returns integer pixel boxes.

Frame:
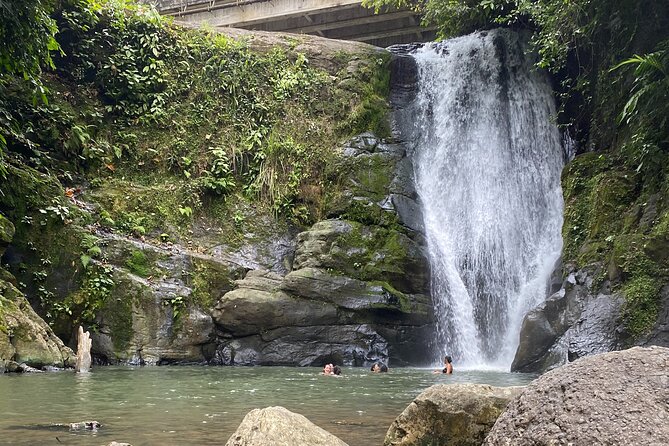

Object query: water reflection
[0,367,535,446]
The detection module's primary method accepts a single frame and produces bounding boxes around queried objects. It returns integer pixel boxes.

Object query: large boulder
[384,384,523,446]
[0,276,75,371]
[485,346,669,445]
[225,406,348,446]
[212,267,433,366]
[212,270,339,337]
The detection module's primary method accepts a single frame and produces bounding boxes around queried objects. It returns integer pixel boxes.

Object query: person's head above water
[332,365,342,375]
[371,362,388,373]
[444,355,452,364]
[322,363,333,375]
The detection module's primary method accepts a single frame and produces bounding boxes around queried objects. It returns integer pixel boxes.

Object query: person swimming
[370,362,389,373]
[433,355,453,374]
[322,363,342,376]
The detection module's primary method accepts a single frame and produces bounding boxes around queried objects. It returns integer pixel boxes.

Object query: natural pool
[0,366,535,446]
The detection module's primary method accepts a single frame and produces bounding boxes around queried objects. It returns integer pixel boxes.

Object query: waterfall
[398,30,565,369]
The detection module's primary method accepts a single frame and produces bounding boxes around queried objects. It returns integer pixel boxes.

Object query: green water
[0,366,534,446]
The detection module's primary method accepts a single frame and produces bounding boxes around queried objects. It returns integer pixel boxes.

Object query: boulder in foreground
[225,406,348,446]
[385,383,523,446]
[485,346,669,445]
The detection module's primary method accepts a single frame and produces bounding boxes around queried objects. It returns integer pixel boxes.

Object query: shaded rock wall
[0,214,75,371]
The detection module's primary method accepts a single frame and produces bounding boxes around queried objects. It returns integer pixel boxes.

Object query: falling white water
[400,30,565,369]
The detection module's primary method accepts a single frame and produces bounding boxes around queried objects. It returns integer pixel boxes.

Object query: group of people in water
[321,355,453,376]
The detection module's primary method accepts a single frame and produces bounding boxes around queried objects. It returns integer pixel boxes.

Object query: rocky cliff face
[87,130,433,367]
[211,139,434,366]
[0,15,433,368]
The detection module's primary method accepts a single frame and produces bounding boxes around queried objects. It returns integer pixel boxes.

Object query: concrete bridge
[143,0,436,47]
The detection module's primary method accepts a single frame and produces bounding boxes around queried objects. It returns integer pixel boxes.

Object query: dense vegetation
[0,0,389,334]
[365,0,669,338]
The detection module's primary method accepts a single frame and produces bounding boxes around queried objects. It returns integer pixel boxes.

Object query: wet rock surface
[0,278,76,371]
[486,346,669,446]
[512,267,626,373]
[225,406,348,446]
[385,384,523,446]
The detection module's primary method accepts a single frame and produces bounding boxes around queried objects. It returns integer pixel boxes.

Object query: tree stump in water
[75,326,92,373]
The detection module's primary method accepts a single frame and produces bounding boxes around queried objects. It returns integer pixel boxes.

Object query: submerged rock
[67,420,100,430]
[384,384,523,446]
[6,361,44,373]
[486,346,669,445]
[225,406,348,446]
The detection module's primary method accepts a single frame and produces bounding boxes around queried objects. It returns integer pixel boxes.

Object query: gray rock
[226,406,348,446]
[280,267,409,311]
[388,51,419,111]
[91,268,215,365]
[212,285,338,337]
[292,220,429,295]
[7,362,44,373]
[390,194,424,233]
[388,157,417,199]
[211,265,432,366]
[385,384,523,446]
[0,279,75,370]
[511,267,625,373]
[485,346,669,446]
[67,421,100,430]
[214,324,389,366]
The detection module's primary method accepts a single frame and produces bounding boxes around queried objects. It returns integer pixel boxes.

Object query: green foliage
[2,0,390,235]
[611,39,669,187]
[163,295,186,321]
[80,234,102,267]
[612,40,668,117]
[0,0,60,176]
[50,263,114,327]
[621,275,661,338]
[338,54,391,138]
[199,146,236,195]
[125,249,150,277]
